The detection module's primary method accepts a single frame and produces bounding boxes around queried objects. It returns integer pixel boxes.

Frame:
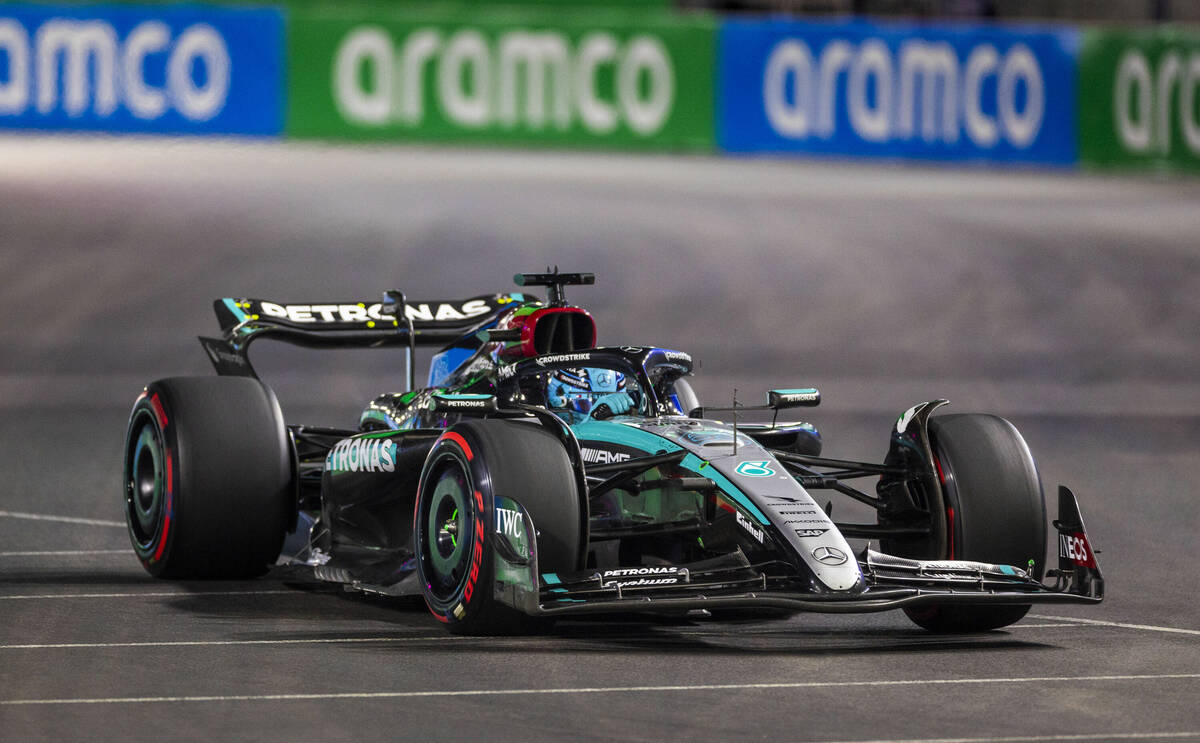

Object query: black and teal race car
[123,271,1104,635]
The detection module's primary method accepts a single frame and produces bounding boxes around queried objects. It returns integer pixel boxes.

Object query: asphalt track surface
[1,136,1198,742]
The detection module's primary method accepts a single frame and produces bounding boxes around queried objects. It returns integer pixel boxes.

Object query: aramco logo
[331,26,675,136]
[0,17,230,121]
[762,37,1045,149]
[1113,47,1200,156]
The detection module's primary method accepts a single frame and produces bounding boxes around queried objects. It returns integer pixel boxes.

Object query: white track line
[0,589,299,601]
[0,550,127,557]
[0,510,124,528]
[1032,615,1200,637]
[814,733,1200,743]
[672,621,1083,637]
[3,673,1198,706]
[0,636,460,650]
[0,627,1087,650]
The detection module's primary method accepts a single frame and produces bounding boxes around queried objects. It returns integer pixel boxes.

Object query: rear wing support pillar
[382,289,417,392]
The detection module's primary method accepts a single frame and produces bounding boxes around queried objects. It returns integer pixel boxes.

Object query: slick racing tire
[123,377,293,579]
[894,414,1047,633]
[415,419,582,635]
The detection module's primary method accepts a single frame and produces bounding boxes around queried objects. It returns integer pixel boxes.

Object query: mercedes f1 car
[123,271,1104,634]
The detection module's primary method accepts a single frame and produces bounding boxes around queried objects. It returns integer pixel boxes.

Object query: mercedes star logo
[812,546,848,565]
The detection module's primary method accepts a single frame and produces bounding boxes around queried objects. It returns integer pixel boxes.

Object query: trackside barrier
[718,18,1079,165]
[286,8,716,150]
[0,3,284,135]
[1078,26,1200,172]
[1,1,1195,175]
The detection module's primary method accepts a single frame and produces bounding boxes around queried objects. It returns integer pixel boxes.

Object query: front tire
[414,419,582,635]
[890,414,1046,633]
[123,377,293,578]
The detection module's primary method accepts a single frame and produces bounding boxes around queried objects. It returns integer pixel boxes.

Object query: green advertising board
[1079,26,1200,172]
[287,7,715,150]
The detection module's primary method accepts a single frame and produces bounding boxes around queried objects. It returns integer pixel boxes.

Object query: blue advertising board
[0,4,283,135]
[719,18,1079,164]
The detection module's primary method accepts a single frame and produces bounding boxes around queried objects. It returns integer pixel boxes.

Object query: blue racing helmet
[547,367,626,415]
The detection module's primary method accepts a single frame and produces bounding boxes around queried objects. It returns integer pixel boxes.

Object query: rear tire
[890,414,1046,633]
[123,377,293,578]
[415,419,582,635]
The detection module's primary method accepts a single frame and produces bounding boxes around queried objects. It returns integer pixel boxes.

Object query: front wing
[491,486,1104,619]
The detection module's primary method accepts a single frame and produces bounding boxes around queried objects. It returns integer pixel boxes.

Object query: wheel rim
[125,410,165,549]
[421,457,475,602]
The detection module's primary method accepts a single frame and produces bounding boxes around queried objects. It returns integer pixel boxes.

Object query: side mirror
[381,289,405,320]
[767,388,820,409]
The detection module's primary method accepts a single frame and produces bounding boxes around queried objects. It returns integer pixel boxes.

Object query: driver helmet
[547,367,626,415]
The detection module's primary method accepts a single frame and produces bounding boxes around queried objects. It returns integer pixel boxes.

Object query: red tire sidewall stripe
[150,393,169,429]
[421,432,481,623]
[152,445,174,562]
[438,431,473,461]
[130,395,173,567]
[933,450,955,561]
[462,490,485,606]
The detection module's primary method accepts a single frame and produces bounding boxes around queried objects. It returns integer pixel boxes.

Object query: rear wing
[199,291,532,387]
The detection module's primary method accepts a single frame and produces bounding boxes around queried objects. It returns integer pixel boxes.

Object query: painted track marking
[0,550,127,557]
[1033,615,1200,637]
[670,621,1083,637]
[0,590,301,601]
[812,733,1200,743]
[0,627,1088,650]
[0,636,462,650]
[0,510,124,527]
[3,673,1198,706]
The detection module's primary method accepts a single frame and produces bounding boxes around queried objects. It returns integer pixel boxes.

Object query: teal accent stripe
[542,573,561,585]
[772,388,818,395]
[681,453,770,525]
[573,422,770,525]
[222,298,248,323]
[571,421,683,454]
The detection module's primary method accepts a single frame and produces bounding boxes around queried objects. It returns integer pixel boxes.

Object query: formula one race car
[123,271,1104,635]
